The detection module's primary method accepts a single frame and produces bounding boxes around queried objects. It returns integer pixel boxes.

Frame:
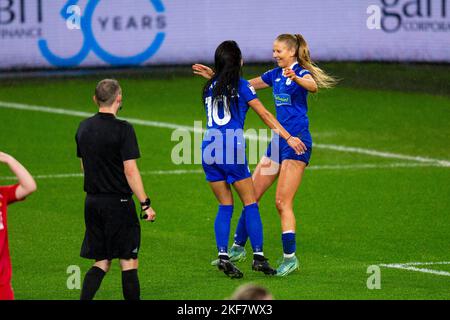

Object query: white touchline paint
[1,100,450,167]
[379,263,450,277]
[0,169,204,181]
[400,262,450,266]
[306,162,443,170]
[0,163,445,181]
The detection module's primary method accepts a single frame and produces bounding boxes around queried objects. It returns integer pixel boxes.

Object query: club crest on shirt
[286,78,293,86]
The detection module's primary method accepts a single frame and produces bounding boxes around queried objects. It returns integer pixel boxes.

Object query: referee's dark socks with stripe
[122,269,140,300]
[80,266,106,300]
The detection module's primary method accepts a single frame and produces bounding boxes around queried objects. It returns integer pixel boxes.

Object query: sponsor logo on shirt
[274,94,292,106]
[275,78,281,82]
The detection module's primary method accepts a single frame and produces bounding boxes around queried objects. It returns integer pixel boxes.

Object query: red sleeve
[0,184,19,205]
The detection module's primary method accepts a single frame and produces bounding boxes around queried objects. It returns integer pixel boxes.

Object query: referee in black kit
[75,79,156,300]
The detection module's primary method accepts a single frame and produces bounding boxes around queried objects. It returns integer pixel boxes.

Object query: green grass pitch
[0,63,449,300]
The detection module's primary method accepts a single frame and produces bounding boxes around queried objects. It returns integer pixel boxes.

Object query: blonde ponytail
[276,34,337,89]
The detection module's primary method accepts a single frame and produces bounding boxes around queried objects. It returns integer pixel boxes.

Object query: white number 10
[206,96,231,127]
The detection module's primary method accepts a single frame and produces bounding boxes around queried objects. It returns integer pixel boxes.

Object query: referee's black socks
[122,269,140,300]
[80,266,106,300]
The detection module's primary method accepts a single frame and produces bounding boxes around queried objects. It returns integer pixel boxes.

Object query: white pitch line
[401,262,450,266]
[379,263,450,277]
[0,169,204,181]
[317,144,450,167]
[307,162,442,170]
[1,101,450,167]
[0,163,444,181]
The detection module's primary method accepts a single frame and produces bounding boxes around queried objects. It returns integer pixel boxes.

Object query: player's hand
[0,152,13,164]
[143,207,156,222]
[192,64,214,79]
[283,68,297,80]
[286,136,307,155]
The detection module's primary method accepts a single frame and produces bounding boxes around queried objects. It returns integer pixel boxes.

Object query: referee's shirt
[75,112,140,196]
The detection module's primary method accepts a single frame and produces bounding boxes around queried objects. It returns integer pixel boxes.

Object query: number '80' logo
[38,0,166,67]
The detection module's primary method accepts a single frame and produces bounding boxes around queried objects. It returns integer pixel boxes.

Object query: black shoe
[218,259,244,279]
[252,257,277,275]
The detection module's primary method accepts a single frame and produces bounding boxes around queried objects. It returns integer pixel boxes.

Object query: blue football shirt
[203,78,257,134]
[261,62,311,136]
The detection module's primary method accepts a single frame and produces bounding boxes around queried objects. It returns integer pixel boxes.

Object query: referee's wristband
[140,198,152,221]
[140,197,151,210]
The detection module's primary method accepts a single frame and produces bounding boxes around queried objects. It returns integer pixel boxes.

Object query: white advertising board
[0,0,449,69]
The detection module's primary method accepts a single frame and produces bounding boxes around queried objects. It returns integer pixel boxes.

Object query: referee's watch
[140,197,151,210]
[140,198,152,221]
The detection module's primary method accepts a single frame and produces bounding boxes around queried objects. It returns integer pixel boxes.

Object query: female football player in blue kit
[194,34,336,276]
[201,40,306,278]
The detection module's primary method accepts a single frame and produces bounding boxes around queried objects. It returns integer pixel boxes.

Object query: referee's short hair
[95,79,122,106]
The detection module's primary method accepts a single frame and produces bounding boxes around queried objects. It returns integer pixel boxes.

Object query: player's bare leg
[252,156,280,202]
[209,180,233,206]
[274,159,306,276]
[228,156,279,262]
[232,177,257,206]
[276,160,305,231]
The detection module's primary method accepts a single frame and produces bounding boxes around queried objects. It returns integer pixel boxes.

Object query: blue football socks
[282,231,296,258]
[243,203,264,254]
[214,205,234,255]
[233,208,248,247]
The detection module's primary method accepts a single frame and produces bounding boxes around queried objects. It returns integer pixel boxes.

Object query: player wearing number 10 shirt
[200,40,306,278]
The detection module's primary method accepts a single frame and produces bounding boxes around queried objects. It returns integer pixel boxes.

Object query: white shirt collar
[289,61,299,69]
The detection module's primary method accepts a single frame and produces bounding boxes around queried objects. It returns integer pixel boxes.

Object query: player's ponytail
[276,34,337,90]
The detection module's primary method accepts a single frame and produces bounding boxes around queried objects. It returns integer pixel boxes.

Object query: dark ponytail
[202,40,242,106]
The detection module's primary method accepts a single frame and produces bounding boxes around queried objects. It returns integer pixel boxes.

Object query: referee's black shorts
[80,194,141,261]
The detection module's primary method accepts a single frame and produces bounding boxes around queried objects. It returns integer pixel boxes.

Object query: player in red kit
[0,152,37,300]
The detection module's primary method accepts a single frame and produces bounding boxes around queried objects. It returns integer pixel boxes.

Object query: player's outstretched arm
[248,77,270,90]
[248,99,307,155]
[192,64,214,79]
[123,159,156,222]
[192,64,270,91]
[284,69,318,93]
[0,152,37,200]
